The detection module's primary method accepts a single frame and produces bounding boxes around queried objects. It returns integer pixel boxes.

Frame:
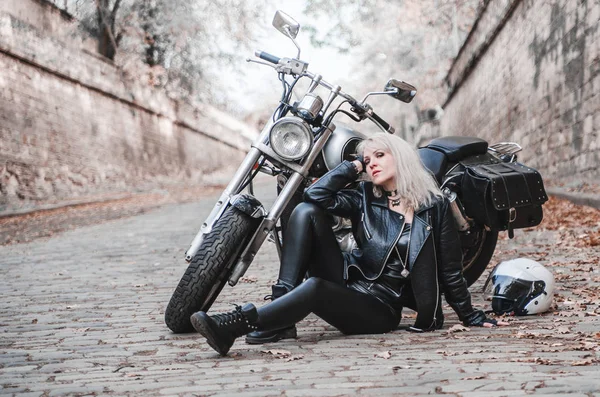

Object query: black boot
[190,303,258,356]
[245,284,297,344]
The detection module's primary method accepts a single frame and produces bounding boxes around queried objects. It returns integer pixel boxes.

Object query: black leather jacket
[304,161,486,331]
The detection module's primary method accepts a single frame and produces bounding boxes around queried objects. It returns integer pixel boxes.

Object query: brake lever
[246,58,277,69]
[349,102,369,121]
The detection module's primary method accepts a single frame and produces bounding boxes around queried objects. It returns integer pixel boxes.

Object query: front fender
[230,194,267,219]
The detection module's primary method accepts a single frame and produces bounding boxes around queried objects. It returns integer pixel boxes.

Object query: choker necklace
[383,189,401,206]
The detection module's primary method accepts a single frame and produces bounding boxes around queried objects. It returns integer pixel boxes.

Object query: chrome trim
[360,89,399,104]
[488,142,522,156]
[228,125,336,285]
[185,116,277,262]
[297,94,323,120]
[253,142,305,175]
[269,117,313,161]
[443,188,470,231]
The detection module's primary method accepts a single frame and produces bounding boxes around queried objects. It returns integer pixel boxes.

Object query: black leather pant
[255,203,400,335]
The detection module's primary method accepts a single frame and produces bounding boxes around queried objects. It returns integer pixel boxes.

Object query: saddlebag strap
[461,162,548,237]
[477,164,528,239]
[467,163,547,210]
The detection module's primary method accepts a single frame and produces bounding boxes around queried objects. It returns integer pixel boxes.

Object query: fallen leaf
[392,365,412,373]
[375,351,392,359]
[462,375,486,380]
[261,349,291,358]
[572,358,597,366]
[447,324,470,333]
[285,354,304,362]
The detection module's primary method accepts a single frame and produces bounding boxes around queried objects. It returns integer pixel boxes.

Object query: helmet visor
[485,275,534,300]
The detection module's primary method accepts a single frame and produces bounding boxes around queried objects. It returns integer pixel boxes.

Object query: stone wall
[437,0,599,182]
[0,0,255,213]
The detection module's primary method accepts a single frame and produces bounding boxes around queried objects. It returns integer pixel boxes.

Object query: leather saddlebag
[461,162,548,238]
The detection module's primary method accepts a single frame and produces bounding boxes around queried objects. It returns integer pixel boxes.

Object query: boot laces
[212,305,257,331]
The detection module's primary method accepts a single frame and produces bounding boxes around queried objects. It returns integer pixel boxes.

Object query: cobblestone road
[1,181,600,396]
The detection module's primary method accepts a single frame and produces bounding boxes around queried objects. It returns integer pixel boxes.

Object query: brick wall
[436,0,599,182]
[0,1,255,213]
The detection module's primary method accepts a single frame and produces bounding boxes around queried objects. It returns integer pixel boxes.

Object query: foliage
[51,0,483,126]
[55,0,267,105]
[302,0,483,141]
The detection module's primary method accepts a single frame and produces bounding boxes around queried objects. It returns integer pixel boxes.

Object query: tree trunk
[96,0,119,60]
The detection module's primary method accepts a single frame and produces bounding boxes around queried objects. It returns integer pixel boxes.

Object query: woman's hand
[464,310,510,328]
[480,318,510,328]
[351,155,366,173]
[352,159,364,173]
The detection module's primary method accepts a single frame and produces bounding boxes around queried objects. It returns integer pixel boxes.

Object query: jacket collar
[365,182,435,215]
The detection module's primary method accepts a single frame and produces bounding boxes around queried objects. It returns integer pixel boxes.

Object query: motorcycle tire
[164,206,260,333]
[460,226,499,287]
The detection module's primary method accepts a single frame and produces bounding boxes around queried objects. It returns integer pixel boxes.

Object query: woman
[191,133,508,356]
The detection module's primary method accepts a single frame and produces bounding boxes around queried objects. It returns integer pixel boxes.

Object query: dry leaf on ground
[375,351,392,359]
[261,349,291,358]
[571,358,598,366]
[447,324,470,333]
[462,375,487,380]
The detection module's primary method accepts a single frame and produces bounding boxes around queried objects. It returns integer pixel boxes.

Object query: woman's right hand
[352,155,365,173]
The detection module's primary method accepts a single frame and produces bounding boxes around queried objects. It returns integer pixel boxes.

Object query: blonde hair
[356,133,443,210]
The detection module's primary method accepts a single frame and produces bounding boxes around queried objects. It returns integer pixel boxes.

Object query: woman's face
[363,146,396,190]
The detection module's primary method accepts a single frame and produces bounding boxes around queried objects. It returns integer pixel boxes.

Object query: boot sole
[245,326,298,345]
[190,312,232,356]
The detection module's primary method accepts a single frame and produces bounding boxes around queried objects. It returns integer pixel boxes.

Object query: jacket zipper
[361,212,372,240]
[429,214,441,330]
[381,218,406,270]
[348,217,404,282]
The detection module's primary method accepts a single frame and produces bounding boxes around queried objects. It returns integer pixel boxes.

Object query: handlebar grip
[371,112,395,134]
[255,50,281,65]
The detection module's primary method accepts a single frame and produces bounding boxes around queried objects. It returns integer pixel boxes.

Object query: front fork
[184,121,335,285]
[184,145,264,262]
[184,116,277,262]
[228,126,334,286]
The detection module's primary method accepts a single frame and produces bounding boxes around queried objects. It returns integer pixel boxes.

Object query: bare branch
[94,0,119,57]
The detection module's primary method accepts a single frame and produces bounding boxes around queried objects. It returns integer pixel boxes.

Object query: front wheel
[460,225,499,286]
[164,207,260,333]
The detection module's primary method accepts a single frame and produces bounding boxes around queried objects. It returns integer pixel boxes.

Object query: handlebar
[370,112,395,134]
[251,52,395,134]
[255,50,281,65]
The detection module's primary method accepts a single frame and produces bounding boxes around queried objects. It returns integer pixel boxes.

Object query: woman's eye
[376,152,384,158]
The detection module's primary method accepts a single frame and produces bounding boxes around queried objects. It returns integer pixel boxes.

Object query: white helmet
[483,258,555,315]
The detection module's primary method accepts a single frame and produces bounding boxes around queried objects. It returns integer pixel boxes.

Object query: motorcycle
[165,11,548,333]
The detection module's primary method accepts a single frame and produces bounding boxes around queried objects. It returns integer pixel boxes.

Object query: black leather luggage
[461,162,548,238]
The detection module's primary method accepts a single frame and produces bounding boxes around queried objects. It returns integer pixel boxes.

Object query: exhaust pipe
[443,188,470,232]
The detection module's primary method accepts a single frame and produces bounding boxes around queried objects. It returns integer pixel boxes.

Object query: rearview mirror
[273,10,300,39]
[385,79,417,103]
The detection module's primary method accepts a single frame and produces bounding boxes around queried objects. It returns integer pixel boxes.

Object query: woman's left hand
[465,310,510,328]
[481,318,510,328]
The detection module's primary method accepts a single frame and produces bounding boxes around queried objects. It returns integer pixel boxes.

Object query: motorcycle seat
[425,136,488,162]
[418,148,447,185]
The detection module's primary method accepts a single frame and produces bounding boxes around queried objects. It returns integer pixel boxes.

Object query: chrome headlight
[269,117,313,161]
